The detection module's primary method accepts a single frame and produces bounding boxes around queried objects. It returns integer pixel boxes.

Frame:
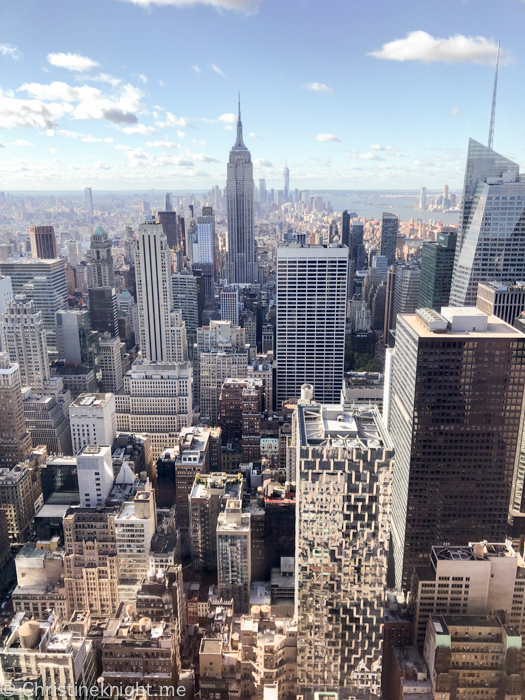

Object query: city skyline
[1,0,525,190]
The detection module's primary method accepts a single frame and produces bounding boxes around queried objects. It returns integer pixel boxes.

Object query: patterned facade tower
[225,100,258,284]
[294,391,394,699]
[90,226,114,287]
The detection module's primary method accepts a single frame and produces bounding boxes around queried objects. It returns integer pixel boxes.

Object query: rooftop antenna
[488,41,500,151]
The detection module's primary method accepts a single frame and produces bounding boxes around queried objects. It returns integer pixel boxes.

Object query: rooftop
[200,638,222,655]
[71,393,113,409]
[407,308,523,338]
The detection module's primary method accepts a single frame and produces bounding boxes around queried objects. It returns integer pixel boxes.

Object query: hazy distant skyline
[1,0,524,190]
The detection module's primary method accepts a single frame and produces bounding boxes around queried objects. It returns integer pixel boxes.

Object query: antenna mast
[488,41,500,150]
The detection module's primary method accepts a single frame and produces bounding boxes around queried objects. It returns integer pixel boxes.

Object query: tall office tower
[450,139,525,306]
[276,243,348,406]
[259,178,267,204]
[217,499,251,613]
[157,210,179,250]
[189,472,242,571]
[77,444,114,508]
[98,335,123,393]
[115,359,193,459]
[418,229,457,311]
[382,346,395,432]
[165,192,172,212]
[442,183,450,208]
[242,310,256,348]
[419,187,427,211]
[194,208,216,303]
[23,389,72,456]
[391,264,421,333]
[172,272,201,335]
[390,307,525,590]
[166,309,188,362]
[69,392,117,455]
[63,504,120,616]
[135,221,177,362]
[117,290,139,341]
[0,353,32,468]
[383,265,397,343]
[29,225,57,259]
[476,281,525,325]
[56,309,97,367]
[380,212,399,266]
[88,287,118,337]
[0,258,68,354]
[220,288,239,326]
[224,102,258,284]
[141,201,150,214]
[115,481,157,587]
[294,392,394,698]
[1,294,49,390]
[341,209,351,247]
[0,276,13,333]
[66,240,82,267]
[283,162,290,200]
[84,187,93,220]
[90,226,114,287]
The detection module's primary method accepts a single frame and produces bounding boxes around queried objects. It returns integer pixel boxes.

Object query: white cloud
[119,0,257,9]
[351,152,380,160]
[0,88,71,130]
[19,81,144,124]
[0,44,21,61]
[192,139,206,146]
[315,133,341,143]
[449,106,460,115]
[218,113,237,124]
[303,82,333,94]
[177,130,186,138]
[192,66,201,74]
[80,135,115,142]
[50,147,57,153]
[81,73,122,87]
[193,154,220,163]
[115,144,132,151]
[254,158,273,167]
[156,112,192,128]
[0,142,5,148]
[93,161,111,169]
[369,144,403,151]
[368,31,508,65]
[47,52,99,72]
[211,64,225,77]
[135,74,148,83]
[158,80,166,87]
[248,132,261,139]
[14,139,33,146]
[119,124,158,134]
[146,140,178,148]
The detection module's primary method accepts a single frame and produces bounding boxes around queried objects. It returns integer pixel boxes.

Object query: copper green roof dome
[93,226,106,236]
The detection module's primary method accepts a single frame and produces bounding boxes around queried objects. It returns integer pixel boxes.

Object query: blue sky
[1,0,525,190]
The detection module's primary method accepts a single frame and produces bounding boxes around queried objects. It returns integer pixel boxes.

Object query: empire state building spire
[234,92,247,151]
[225,97,258,284]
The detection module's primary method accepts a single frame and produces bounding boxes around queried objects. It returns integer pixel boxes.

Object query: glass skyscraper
[450,138,525,306]
[380,212,398,266]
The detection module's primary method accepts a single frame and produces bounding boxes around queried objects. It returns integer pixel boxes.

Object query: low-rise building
[0,463,44,543]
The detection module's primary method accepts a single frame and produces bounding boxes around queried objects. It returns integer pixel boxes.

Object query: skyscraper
[84,187,93,221]
[419,187,427,211]
[90,226,114,288]
[450,139,525,306]
[29,226,57,260]
[276,242,348,405]
[258,179,267,204]
[217,499,251,613]
[283,162,290,201]
[165,193,172,212]
[1,294,49,390]
[0,258,68,354]
[89,287,118,337]
[0,353,32,468]
[134,221,175,363]
[225,100,258,285]
[390,307,525,589]
[391,264,421,332]
[380,212,398,266]
[418,229,457,311]
[157,211,179,250]
[294,390,394,698]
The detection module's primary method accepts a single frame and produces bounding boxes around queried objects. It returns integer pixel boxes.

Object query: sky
[1,0,525,191]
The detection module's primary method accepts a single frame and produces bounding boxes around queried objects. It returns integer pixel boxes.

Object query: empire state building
[225,101,258,284]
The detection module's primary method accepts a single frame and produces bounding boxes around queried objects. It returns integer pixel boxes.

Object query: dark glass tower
[380,212,399,266]
[88,287,118,337]
[390,307,525,589]
[418,229,457,310]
